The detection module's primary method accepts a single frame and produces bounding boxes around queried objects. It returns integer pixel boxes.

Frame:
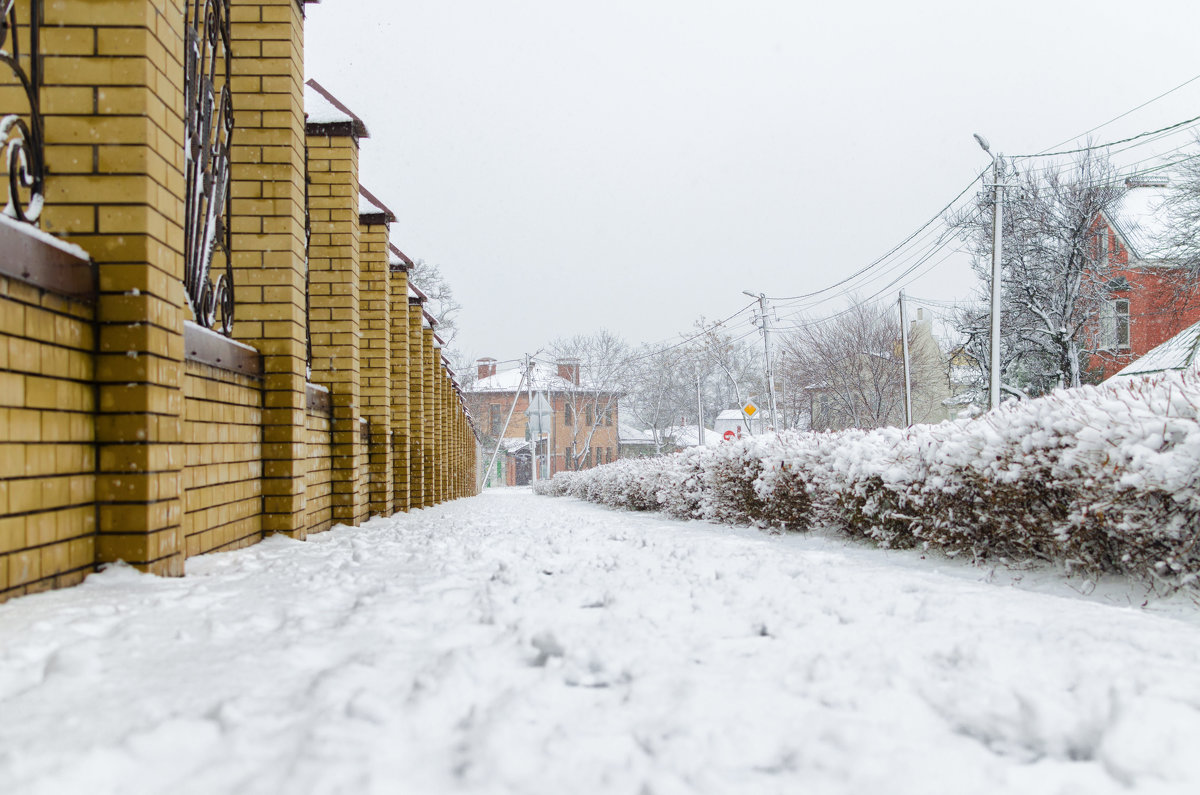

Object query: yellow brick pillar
[389,258,410,512]
[228,0,309,538]
[438,357,450,503]
[408,297,426,508]
[460,401,470,496]
[422,327,436,507]
[447,372,456,499]
[431,350,444,504]
[38,0,188,575]
[358,195,393,517]
[306,100,366,528]
[444,369,454,499]
[453,391,464,498]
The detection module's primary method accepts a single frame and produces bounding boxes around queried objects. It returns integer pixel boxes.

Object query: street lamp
[975,133,1004,411]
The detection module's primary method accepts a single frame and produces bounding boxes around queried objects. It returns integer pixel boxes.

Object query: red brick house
[1090,178,1200,379]
[466,358,621,484]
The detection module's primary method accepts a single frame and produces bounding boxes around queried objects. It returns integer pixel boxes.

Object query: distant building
[714,409,766,437]
[618,425,658,458]
[1089,179,1200,379]
[466,358,620,483]
[1106,318,1200,380]
[661,424,723,450]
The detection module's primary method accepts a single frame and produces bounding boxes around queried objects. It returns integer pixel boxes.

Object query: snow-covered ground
[3,489,1200,794]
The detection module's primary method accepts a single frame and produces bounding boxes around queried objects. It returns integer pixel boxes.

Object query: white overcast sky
[305,0,1200,366]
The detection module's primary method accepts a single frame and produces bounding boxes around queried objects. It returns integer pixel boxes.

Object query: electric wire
[763,169,986,303]
[1032,71,1200,156]
[1011,112,1200,160]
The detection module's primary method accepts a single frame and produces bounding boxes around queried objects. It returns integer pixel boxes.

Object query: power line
[1033,71,1200,156]
[1011,112,1200,160]
[765,169,986,303]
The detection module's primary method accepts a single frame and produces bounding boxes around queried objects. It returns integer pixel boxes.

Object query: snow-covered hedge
[535,372,1200,588]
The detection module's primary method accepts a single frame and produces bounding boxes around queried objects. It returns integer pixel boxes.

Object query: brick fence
[0,0,480,602]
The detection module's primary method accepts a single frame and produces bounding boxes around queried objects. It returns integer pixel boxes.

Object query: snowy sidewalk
[3,490,1200,794]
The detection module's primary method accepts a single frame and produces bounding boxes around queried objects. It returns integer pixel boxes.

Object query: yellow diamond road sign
[742,401,758,418]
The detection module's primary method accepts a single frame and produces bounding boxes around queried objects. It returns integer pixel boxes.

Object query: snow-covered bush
[536,372,1200,588]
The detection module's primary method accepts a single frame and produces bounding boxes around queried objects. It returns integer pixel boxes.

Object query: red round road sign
[723,430,736,441]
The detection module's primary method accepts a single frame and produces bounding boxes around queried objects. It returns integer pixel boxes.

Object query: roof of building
[304,79,369,138]
[469,362,611,394]
[358,185,395,224]
[1107,182,1174,261]
[388,243,414,270]
[618,424,656,445]
[1108,319,1200,379]
[664,424,722,448]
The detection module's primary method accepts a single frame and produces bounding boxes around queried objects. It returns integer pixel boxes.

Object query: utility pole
[743,290,779,430]
[526,354,536,484]
[975,133,1004,411]
[696,372,704,443]
[899,289,912,427]
[480,358,531,490]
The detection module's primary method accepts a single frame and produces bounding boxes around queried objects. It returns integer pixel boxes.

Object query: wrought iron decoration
[304,144,313,373]
[184,0,235,335]
[0,0,45,224]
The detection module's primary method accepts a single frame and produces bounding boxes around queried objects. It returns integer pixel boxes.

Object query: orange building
[468,358,620,485]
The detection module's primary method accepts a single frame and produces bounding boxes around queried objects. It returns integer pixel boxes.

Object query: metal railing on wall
[0,0,44,225]
[0,0,92,301]
[184,0,235,335]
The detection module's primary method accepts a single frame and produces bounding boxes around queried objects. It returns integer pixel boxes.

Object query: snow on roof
[389,243,414,269]
[494,437,528,454]
[618,425,655,444]
[358,185,395,223]
[1109,184,1173,260]
[665,424,722,448]
[469,362,578,393]
[716,409,746,420]
[304,79,369,137]
[1108,319,1200,379]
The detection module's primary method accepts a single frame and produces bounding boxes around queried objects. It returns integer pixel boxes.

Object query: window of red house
[1100,298,1131,350]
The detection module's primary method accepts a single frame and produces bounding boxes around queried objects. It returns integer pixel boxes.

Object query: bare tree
[550,330,628,469]
[620,318,769,448]
[1159,138,1200,275]
[625,344,694,454]
[689,318,765,419]
[950,151,1124,396]
[778,300,907,431]
[409,259,462,349]
[1155,141,1200,307]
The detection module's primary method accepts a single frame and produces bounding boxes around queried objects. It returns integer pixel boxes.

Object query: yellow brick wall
[37,0,189,576]
[182,361,263,557]
[304,403,333,535]
[229,0,310,539]
[306,132,365,526]
[422,328,436,507]
[435,363,447,503]
[0,278,96,602]
[390,269,410,511]
[408,301,426,508]
[359,221,392,516]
